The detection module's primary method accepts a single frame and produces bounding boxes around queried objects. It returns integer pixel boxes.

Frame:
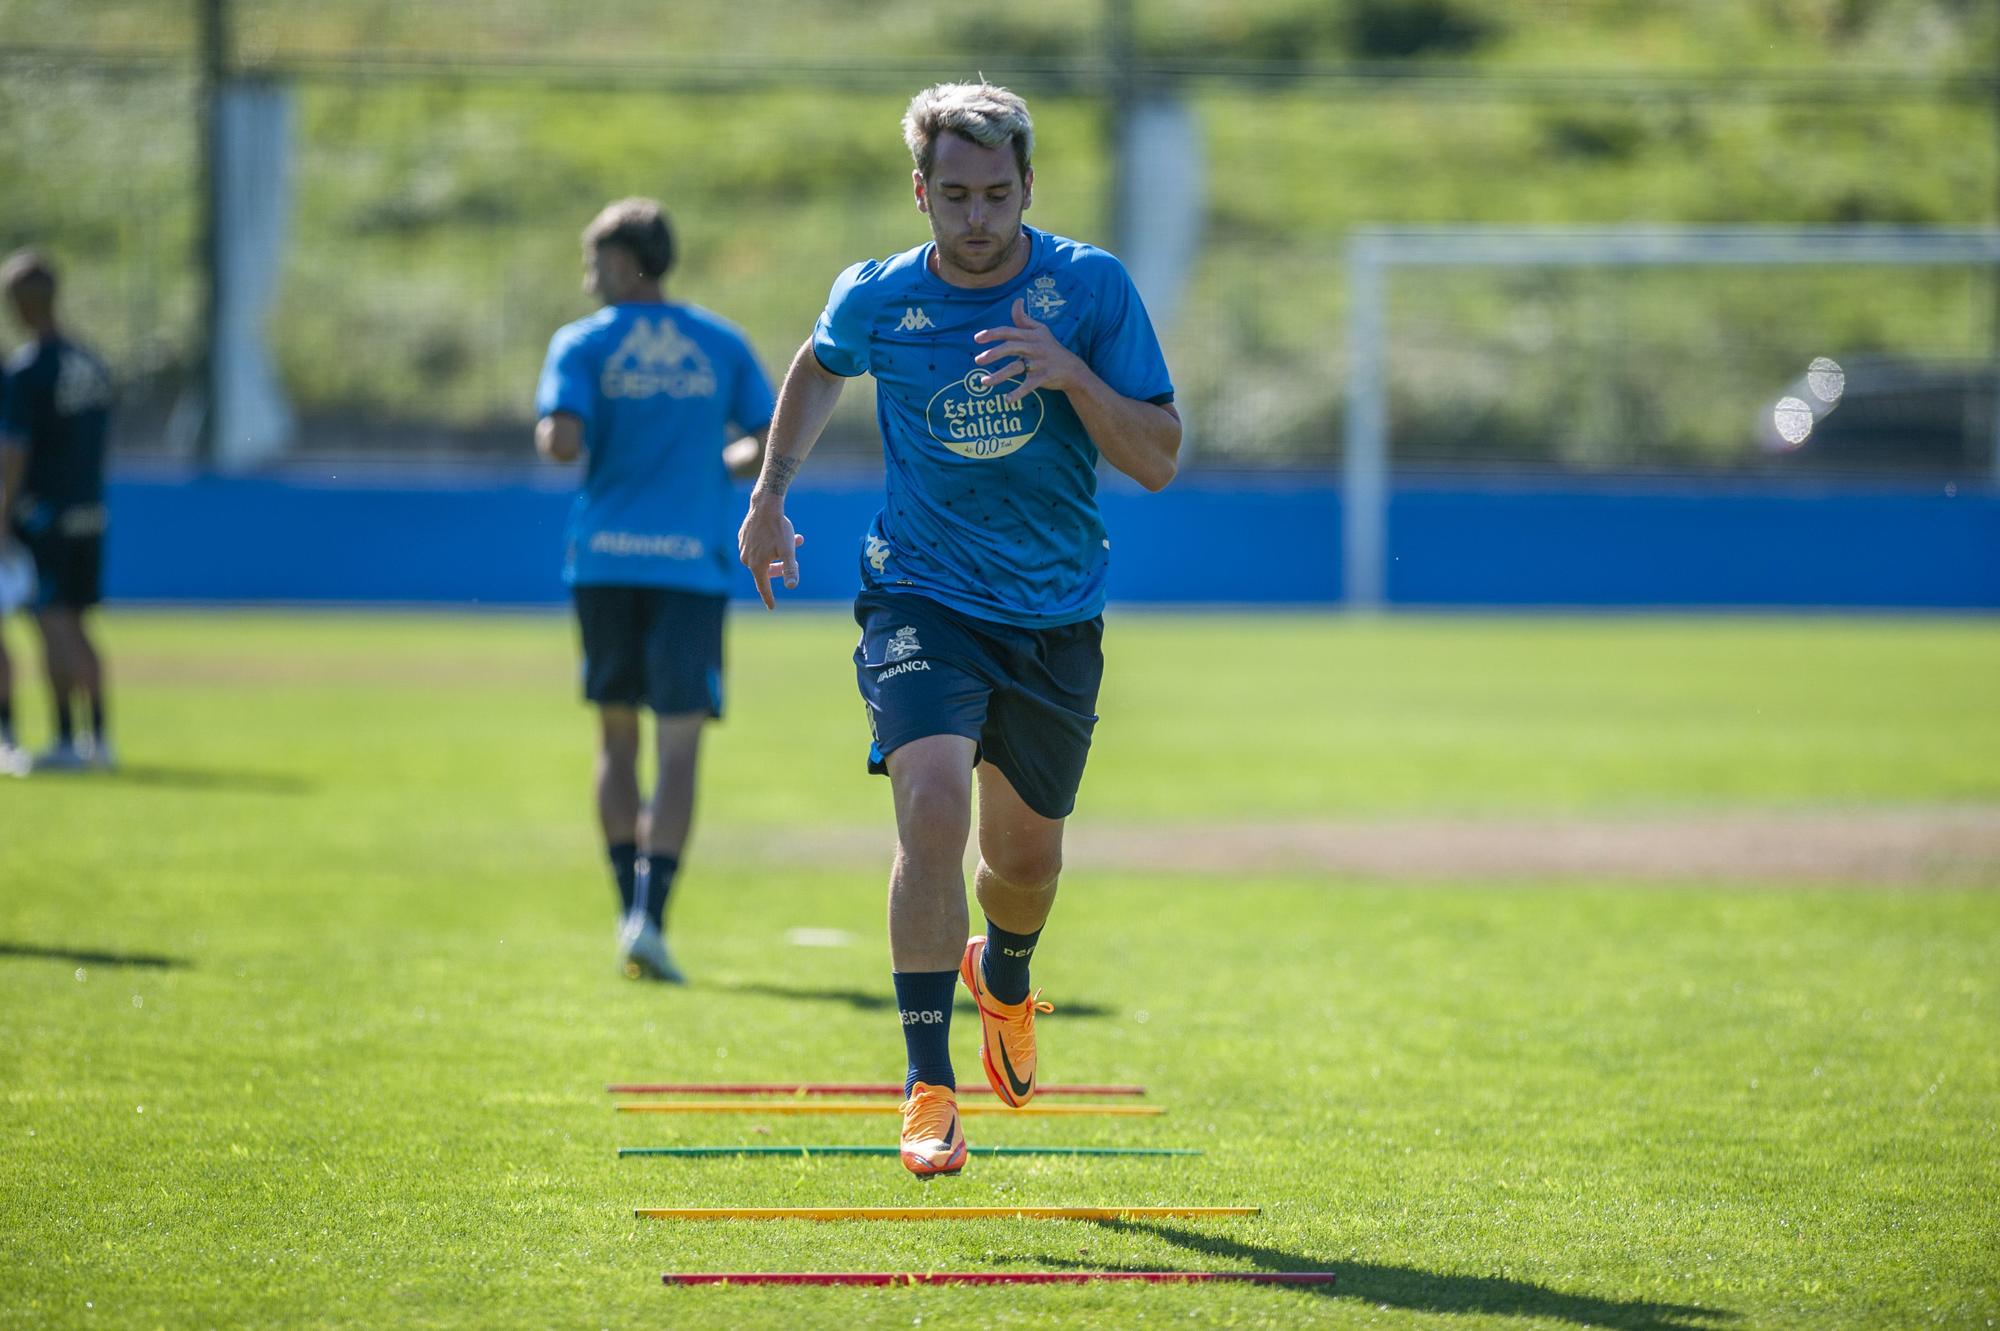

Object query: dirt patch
[111,648,570,691]
[713,806,2000,886]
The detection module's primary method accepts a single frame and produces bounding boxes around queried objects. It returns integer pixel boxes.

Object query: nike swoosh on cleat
[994,1034,1034,1102]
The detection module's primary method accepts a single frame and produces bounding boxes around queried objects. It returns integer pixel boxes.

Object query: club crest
[886,626,922,660]
[1026,275,1067,319]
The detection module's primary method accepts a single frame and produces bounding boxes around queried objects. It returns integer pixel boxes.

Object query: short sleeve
[810,261,876,379]
[1083,255,1175,405]
[729,334,777,434]
[535,326,596,425]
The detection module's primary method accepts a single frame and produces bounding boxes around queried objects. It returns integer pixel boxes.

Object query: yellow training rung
[614,1102,1164,1116]
[635,1205,1260,1222]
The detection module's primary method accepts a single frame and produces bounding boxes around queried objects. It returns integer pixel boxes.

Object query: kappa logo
[896,307,936,332]
[886,626,921,660]
[1026,274,1067,319]
[879,659,931,682]
[864,534,892,573]
[601,317,717,400]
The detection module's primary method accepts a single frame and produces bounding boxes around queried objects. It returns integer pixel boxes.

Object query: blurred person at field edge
[0,352,23,776]
[737,82,1180,1176]
[0,249,115,774]
[535,198,775,983]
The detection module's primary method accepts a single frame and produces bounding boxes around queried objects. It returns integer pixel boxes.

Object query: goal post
[1341,225,2000,610]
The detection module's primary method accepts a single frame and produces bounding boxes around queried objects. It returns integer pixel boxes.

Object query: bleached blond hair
[901,82,1034,181]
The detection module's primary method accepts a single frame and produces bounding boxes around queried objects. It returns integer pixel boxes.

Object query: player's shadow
[718,980,1115,1020]
[102,764,312,795]
[0,941,190,969]
[1052,1220,1734,1331]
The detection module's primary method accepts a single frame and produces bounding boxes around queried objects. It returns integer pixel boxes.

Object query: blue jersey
[537,302,775,594]
[0,336,113,530]
[813,227,1173,628]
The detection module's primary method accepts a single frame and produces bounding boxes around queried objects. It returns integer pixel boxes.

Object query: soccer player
[536,198,776,983]
[0,249,116,773]
[0,352,22,777]
[737,83,1179,1175]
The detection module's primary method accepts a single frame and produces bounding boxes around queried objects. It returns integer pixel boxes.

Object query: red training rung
[663,1271,1334,1287]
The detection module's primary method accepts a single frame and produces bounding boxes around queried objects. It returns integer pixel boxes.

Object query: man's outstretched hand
[738,505,805,610]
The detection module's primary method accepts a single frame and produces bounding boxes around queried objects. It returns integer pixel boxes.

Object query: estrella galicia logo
[925,367,1043,460]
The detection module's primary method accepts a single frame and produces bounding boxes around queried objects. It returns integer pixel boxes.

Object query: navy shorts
[572,585,725,717]
[11,521,103,611]
[853,589,1103,820]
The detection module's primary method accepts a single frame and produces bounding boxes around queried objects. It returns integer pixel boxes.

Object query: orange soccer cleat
[899,1081,969,1176]
[960,935,1056,1108]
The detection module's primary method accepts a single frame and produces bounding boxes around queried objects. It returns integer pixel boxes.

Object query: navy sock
[89,697,106,745]
[893,970,957,1096]
[637,852,678,930]
[607,842,639,917]
[0,697,12,744]
[55,697,73,744]
[981,920,1042,1006]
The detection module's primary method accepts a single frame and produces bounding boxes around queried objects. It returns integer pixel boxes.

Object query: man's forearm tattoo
[760,453,802,496]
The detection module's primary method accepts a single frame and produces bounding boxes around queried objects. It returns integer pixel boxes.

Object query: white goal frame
[1341,225,2000,609]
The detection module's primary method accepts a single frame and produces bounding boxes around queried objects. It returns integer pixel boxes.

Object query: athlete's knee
[981,843,1063,895]
[899,780,971,848]
[892,778,972,872]
[598,707,641,758]
[653,714,704,775]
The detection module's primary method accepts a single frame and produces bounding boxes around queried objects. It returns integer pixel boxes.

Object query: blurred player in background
[0,249,115,773]
[536,199,775,982]
[738,83,1180,1174]
[0,350,21,776]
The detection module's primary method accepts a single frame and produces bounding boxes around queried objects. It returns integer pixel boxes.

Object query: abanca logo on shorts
[879,659,931,682]
[925,367,1043,460]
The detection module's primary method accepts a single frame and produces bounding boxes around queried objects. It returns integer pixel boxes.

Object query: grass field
[2,609,1997,1329]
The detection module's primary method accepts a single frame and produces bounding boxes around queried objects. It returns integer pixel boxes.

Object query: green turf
[2,609,1996,1329]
